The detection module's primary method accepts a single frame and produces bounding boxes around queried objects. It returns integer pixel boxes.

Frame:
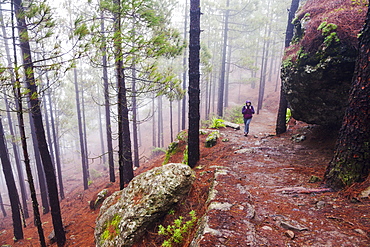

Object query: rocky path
[191,110,370,246]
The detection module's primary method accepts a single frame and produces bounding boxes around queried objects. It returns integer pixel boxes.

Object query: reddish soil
[1,109,370,246]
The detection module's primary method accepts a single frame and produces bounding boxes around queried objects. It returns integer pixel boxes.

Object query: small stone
[262,226,273,231]
[354,228,367,236]
[359,186,370,198]
[280,221,308,231]
[285,230,295,239]
[316,201,325,209]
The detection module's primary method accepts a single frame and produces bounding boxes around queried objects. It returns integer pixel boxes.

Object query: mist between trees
[0,0,290,244]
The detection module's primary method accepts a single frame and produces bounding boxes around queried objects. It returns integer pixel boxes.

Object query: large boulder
[281,0,367,127]
[94,163,195,247]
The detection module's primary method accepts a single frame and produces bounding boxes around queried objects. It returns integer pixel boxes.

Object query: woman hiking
[242,100,255,136]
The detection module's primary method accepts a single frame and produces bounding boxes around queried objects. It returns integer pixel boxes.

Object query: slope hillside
[1,108,370,246]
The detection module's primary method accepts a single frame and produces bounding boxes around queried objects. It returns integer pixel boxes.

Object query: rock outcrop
[281,0,367,127]
[94,163,195,247]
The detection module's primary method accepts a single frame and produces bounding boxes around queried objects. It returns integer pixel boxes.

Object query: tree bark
[224,44,232,108]
[74,68,89,190]
[13,0,66,244]
[27,101,49,214]
[81,85,90,179]
[257,3,272,114]
[114,0,134,189]
[152,96,156,148]
[0,192,6,217]
[101,13,115,182]
[132,64,140,168]
[15,92,47,247]
[182,0,189,131]
[0,6,29,218]
[188,0,201,168]
[324,4,370,190]
[217,0,230,117]
[276,0,299,135]
[0,116,23,240]
[46,79,64,199]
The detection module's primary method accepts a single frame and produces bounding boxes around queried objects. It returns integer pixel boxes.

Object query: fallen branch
[275,186,332,194]
[223,121,240,130]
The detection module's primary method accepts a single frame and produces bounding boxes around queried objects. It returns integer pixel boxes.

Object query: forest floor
[1,108,370,246]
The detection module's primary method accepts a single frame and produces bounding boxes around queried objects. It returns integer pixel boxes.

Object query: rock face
[94,163,195,247]
[281,1,367,127]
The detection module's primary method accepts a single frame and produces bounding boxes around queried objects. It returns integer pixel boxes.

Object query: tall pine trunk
[74,69,89,190]
[0,192,6,217]
[13,0,66,244]
[10,15,45,242]
[0,6,29,218]
[324,4,370,190]
[181,0,189,131]
[46,79,64,199]
[276,0,299,135]
[217,0,230,117]
[113,0,134,189]
[14,89,47,247]
[0,116,23,240]
[188,0,201,168]
[257,4,272,114]
[132,64,140,168]
[101,12,115,182]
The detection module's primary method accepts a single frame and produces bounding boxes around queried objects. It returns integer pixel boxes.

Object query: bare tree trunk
[3,94,29,219]
[101,13,115,182]
[13,91,47,246]
[81,85,89,179]
[182,0,189,131]
[13,0,66,244]
[170,100,174,142]
[152,96,156,147]
[0,116,23,241]
[157,96,164,147]
[257,7,272,114]
[324,4,370,190]
[0,192,6,217]
[74,69,89,190]
[188,0,201,168]
[224,44,232,108]
[132,65,140,168]
[98,96,106,167]
[9,7,45,240]
[276,0,300,135]
[178,100,181,132]
[27,102,49,214]
[217,0,230,117]
[0,6,29,218]
[113,0,134,189]
[46,76,64,199]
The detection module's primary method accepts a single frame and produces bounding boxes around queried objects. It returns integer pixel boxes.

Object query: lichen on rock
[94,163,195,247]
[281,0,367,127]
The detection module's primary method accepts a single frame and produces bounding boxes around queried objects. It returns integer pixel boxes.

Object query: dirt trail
[192,109,370,246]
[1,109,370,246]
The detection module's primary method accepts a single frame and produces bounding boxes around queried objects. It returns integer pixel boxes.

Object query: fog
[0,0,290,213]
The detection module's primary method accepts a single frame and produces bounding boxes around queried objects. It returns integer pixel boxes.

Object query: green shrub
[158,210,197,247]
[286,108,292,123]
[205,131,220,148]
[224,106,244,124]
[182,145,188,165]
[163,141,179,165]
[317,22,340,46]
[176,130,188,142]
[209,117,225,129]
